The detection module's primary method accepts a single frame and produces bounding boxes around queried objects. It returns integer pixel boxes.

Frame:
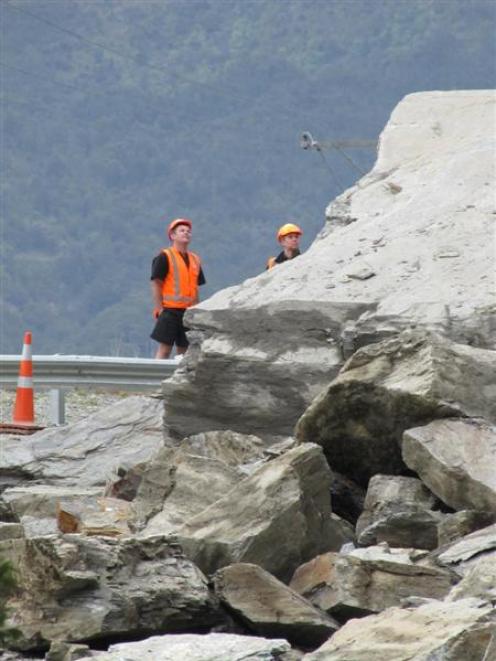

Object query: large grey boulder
[77,633,298,661]
[0,396,164,490]
[295,330,496,485]
[174,444,348,581]
[213,563,339,648]
[162,91,496,441]
[303,598,495,660]
[289,546,453,619]
[356,474,441,549]
[1,534,223,651]
[402,418,496,511]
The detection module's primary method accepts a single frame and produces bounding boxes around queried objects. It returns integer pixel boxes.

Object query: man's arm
[150,279,163,317]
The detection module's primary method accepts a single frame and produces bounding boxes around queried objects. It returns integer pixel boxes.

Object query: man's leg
[155,343,173,359]
[176,345,187,355]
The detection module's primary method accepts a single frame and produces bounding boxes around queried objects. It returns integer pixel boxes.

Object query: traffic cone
[12,331,35,426]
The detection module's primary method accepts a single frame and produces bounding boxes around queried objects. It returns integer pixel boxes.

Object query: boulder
[437,510,496,546]
[446,557,496,603]
[213,563,339,648]
[295,331,496,485]
[289,546,453,619]
[0,522,24,541]
[303,598,495,660]
[76,633,298,661]
[57,497,134,537]
[175,444,346,581]
[1,534,223,651]
[356,474,441,549]
[402,418,496,511]
[139,451,242,536]
[133,431,272,533]
[179,429,270,469]
[436,523,496,576]
[0,396,164,490]
[45,642,93,661]
[1,485,102,520]
[161,91,496,441]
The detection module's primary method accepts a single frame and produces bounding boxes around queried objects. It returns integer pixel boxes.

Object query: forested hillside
[1,0,494,355]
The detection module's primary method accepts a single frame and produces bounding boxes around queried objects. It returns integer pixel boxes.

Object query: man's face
[280,232,300,250]
[171,223,192,245]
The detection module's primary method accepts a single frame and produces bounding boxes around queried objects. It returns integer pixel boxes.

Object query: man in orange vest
[266,222,303,269]
[150,218,205,359]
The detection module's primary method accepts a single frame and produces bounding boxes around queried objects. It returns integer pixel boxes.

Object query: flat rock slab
[78,633,296,661]
[175,444,342,581]
[1,485,103,519]
[436,523,496,575]
[1,534,222,651]
[289,547,453,619]
[295,330,496,485]
[0,396,164,489]
[303,598,495,660]
[403,418,496,511]
[213,563,339,648]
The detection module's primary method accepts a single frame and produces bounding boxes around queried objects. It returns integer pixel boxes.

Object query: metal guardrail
[0,355,179,425]
[0,355,179,390]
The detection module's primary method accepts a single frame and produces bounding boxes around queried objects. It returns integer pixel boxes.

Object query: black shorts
[150,308,189,347]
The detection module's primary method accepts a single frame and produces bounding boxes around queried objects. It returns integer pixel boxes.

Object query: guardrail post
[49,388,65,426]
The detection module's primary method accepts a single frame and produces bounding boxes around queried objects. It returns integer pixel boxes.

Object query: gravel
[0,388,138,441]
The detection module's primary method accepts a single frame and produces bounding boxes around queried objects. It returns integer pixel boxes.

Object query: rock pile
[1,331,494,659]
[1,91,495,660]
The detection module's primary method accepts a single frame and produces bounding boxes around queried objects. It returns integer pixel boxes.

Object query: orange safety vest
[266,256,276,270]
[161,247,200,309]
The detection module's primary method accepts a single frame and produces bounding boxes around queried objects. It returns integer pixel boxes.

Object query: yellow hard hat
[277,222,302,241]
[168,218,192,239]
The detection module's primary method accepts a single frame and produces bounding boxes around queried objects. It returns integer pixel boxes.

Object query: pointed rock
[175,444,346,581]
[213,563,339,648]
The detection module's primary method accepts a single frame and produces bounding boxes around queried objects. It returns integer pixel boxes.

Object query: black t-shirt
[151,251,206,285]
[266,249,301,269]
[274,248,300,264]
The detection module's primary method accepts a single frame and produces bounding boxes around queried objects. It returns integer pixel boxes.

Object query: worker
[266,223,303,269]
[150,218,205,359]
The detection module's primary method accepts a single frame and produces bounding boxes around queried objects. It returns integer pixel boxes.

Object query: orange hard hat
[277,222,302,241]
[168,218,192,239]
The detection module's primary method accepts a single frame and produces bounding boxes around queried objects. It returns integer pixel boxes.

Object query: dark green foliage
[1,0,495,355]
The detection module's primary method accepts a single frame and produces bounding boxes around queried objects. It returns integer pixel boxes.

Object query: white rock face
[163,90,496,439]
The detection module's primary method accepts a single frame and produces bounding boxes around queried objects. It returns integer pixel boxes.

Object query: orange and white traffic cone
[12,331,35,426]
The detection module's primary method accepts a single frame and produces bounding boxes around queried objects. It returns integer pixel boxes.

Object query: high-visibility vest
[161,247,200,309]
[266,256,276,270]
